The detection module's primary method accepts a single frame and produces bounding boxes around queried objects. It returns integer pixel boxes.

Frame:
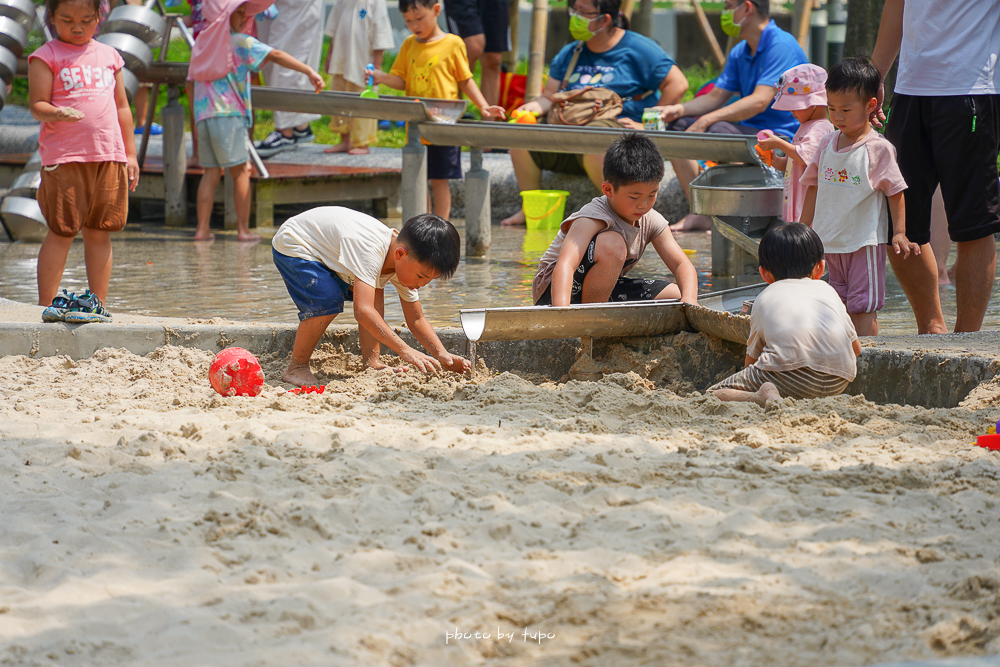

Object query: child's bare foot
[193,232,215,242]
[324,141,352,154]
[670,214,713,232]
[283,362,319,387]
[348,146,369,155]
[753,382,781,408]
[364,358,408,373]
[500,209,526,226]
[237,233,262,243]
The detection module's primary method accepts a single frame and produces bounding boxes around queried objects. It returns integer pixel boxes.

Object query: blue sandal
[42,289,79,323]
[63,290,112,324]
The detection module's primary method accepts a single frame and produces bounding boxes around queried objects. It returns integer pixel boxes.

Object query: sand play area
[2,336,1000,666]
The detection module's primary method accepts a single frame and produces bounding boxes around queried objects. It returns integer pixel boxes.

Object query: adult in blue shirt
[657,0,807,231]
[500,0,688,226]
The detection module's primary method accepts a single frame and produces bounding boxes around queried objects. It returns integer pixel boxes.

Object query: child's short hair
[826,56,880,102]
[397,214,461,279]
[398,0,436,13]
[603,133,665,189]
[758,223,825,280]
[46,0,103,22]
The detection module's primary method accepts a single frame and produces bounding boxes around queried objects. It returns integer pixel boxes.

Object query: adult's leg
[500,149,543,225]
[80,228,113,303]
[849,312,878,337]
[479,51,503,107]
[261,0,323,133]
[580,152,605,191]
[228,162,260,242]
[887,248,947,333]
[36,231,76,306]
[668,156,712,230]
[283,314,336,386]
[580,232,627,302]
[195,166,222,241]
[953,236,996,332]
[929,186,952,285]
[463,33,485,71]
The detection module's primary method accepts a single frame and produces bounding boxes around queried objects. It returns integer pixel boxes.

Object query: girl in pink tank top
[27,0,139,323]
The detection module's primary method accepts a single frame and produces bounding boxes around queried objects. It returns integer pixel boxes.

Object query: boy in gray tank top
[532,133,699,306]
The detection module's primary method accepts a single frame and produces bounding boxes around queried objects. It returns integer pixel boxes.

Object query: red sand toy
[209,347,265,397]
[975,420,1000,450]
[288,385,326,395]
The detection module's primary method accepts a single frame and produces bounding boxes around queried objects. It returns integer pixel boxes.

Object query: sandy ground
[2,340,1000,666]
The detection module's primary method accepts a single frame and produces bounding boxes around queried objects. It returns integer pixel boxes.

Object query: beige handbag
[546,44,623,126]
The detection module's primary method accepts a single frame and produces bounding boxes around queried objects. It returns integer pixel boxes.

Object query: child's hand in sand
[438,353,470,374]
[56,107,85,122]
[891,232,921,259]
[399,347,443,373]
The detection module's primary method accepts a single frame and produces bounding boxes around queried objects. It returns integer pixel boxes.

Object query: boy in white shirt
[322,0,394,154]
[271,209,470,385]
[800,57,919,336]
[710,223,862,407]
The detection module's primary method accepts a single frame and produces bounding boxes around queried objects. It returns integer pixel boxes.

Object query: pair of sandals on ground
[42,290,112,324]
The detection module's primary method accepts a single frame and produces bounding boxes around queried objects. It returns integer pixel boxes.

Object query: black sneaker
[254,130,296,157]
[63,290,112,323]
[292,126,315,145]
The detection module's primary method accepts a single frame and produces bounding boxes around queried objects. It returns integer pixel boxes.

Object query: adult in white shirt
[871,0,1000,333]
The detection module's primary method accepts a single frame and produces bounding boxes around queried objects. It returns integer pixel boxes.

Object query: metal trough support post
[465,147,491,256]
[710,218,758,277]
[162,84,187,227]
[401,124,428,223]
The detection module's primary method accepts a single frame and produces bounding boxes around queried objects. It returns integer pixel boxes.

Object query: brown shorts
[38,161,128,238]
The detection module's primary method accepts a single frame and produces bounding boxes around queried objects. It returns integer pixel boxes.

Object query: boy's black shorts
[427,144,463,180]
[445,0,510,53]
[886,93,1000,245]
[534,232,674,305]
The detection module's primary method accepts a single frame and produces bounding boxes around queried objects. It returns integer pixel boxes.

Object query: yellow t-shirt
[390,33,472,99]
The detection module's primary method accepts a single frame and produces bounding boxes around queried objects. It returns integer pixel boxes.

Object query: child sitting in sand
[188,0,325,243]
[532,133,699,306]
[756,63,833,223]
[799,57,918,336]
[271,208,471,385]
[28,0,140,323]
[710,223,861,407]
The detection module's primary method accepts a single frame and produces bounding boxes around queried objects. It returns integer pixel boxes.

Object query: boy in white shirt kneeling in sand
[710,222,862,407]
[271,208,470,385]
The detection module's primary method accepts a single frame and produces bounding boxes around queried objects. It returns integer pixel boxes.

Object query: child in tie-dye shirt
[191,0,324,242]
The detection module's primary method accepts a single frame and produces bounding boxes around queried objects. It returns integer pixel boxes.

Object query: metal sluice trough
[460,283,766,363]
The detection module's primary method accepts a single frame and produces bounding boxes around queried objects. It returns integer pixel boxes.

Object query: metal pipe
[809,6,827,69]
[826,0,847,66]
[419,121,761,163]
[252,87,432,122]
[137,14,170,169]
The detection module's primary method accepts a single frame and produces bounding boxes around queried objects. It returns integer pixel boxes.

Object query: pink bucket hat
[772,63,828,111]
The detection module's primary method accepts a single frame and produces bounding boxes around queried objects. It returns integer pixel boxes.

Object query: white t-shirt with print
[896,0,1000,96]
[271,207,419,302]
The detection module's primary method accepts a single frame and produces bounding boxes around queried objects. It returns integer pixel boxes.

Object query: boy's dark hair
[826,56,880,102]
[603,132,665,189]
[758,223,825,280]
[46,0,103,23]
[398,0,436,13]
[397,214,461,279]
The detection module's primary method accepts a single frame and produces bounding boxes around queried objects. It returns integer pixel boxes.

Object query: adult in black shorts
[445,0,510,106]
[872,0,1000,334]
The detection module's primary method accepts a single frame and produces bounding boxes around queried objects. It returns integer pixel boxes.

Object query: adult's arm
[682,84,777,132]
[870,0,904,127]
[656,84,735,123]
[657,64,688,106]
[517,75,563,116]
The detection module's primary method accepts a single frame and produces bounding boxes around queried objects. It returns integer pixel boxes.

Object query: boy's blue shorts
[272,249,353,321]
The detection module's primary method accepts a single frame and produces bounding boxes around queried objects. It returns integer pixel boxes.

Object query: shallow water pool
[0,223,996,334]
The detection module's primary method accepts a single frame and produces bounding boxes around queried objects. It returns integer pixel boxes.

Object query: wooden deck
[0,153,402,228]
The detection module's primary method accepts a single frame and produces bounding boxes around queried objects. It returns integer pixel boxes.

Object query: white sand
[1,343,1000,665]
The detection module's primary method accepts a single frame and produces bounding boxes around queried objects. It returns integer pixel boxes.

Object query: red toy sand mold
[209,347,265,397]
[975,420,1000,450]
[288,385,326,395]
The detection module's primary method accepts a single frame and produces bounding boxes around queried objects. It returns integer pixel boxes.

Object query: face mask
[569,12,598,41]
[720,8,743,37]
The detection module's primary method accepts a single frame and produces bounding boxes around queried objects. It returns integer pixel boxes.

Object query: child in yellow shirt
[371,0,505,219]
